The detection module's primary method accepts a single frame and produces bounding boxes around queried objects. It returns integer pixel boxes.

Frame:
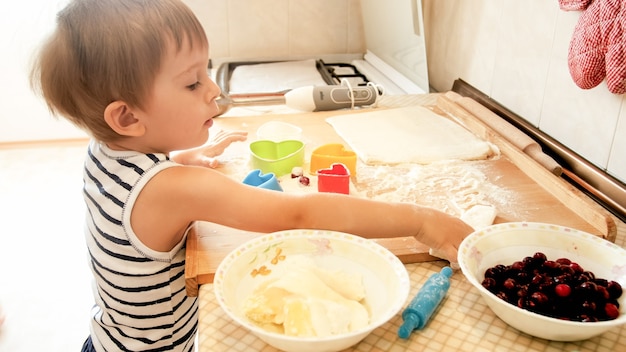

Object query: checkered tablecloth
[197,260,626,352]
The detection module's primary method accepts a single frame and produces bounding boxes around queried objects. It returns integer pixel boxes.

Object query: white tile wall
[490,1,557,127]
[184,0,365,64]
[424,0,626,184]
[422,1,501,96]
[610,104,626,180]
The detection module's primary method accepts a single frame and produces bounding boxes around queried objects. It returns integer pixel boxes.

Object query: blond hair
[30,0,208,142]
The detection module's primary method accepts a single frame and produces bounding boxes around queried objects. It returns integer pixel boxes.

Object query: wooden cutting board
[184,93,616,296]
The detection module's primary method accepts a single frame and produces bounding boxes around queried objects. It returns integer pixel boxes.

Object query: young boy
[30,0,473,350]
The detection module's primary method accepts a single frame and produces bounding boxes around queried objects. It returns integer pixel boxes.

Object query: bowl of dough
[213,230,411,352]
[458,222,626,341]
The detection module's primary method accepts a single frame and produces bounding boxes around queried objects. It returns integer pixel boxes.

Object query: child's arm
[131,165,473,264]
[170,129,248,168]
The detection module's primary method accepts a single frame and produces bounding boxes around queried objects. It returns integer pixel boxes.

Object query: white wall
[183,0,366,65]
[0,0,87,143]
[423,0,626,184]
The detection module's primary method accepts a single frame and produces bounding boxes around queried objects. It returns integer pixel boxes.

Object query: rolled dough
[460,204,497,231]
[326,106,496,164]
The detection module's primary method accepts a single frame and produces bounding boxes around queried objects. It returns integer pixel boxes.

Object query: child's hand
[416,209,474,268]
[172,130,248,167]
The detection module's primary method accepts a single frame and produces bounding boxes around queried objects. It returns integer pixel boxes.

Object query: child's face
[137,38,220,153]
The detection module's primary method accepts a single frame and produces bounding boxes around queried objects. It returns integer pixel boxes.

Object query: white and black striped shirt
[83,141,197,351]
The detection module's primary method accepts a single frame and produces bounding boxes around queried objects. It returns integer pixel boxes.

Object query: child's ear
[104,101,145,137]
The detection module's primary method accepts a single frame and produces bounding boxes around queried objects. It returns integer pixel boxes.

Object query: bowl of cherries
[458,222,626,341]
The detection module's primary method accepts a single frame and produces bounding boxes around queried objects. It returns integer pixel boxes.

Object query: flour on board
[353,160,517,219]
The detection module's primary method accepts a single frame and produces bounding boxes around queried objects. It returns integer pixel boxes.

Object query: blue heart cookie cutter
[242,169,283,192]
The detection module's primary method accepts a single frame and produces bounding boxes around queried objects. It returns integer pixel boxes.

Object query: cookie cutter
[242,169,283,192]
[249,140,305,177]
[310,143,357,177]
[317,163,350,194]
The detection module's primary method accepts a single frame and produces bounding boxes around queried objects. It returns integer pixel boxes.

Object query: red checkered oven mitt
[559,0,592,11]
[568,0,626,94]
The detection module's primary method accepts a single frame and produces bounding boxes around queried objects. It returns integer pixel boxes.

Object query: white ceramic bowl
[213,230,410,352]
[458,222,626,341]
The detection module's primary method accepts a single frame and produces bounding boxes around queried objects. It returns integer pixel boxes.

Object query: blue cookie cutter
[242,169,283,192]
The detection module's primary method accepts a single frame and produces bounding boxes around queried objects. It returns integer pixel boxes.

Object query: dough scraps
[326,106,496,164]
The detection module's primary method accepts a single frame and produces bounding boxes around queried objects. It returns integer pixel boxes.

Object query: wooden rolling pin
[444,92,562,176]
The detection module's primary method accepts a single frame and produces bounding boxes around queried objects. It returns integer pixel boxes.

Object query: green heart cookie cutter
[249,140,305,177]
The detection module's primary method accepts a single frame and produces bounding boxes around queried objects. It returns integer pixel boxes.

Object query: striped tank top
[83,141,197,351]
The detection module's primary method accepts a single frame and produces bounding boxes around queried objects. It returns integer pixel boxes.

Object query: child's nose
[205,79,221,104]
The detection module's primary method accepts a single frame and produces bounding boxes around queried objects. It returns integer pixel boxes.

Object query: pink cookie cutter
[317,163,350,194]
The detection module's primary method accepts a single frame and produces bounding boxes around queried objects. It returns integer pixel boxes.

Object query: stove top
[315,60,370,87]
[214,59,371,97]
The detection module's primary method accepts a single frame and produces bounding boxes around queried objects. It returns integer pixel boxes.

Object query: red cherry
[298,175,310,186]
[483,254,623,322]
[543,260,560,270]
[533,252,547,262]
[511,261,525,271]
[555,284,571,297]
[608,281,623,299]
[570,262,584,273]
[605,303,620,320]
[597,286,610,300]
[556,258,571,265]
[503,278,516,290]
[482,277,497,291]
[291,167,303,178]
[531,292,549,305]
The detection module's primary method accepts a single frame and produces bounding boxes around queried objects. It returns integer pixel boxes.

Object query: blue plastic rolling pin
[398,266,453,339]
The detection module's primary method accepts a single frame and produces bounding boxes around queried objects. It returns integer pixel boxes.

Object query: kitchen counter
[193,94,626,351]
